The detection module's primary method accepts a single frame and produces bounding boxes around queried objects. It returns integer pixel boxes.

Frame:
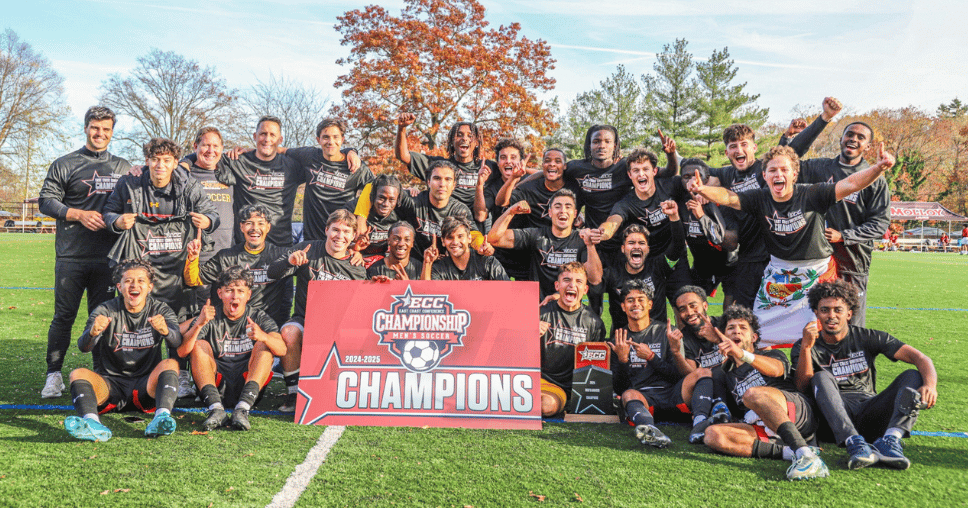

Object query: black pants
[47,259,114,373]
[839,272,869,326]
[811,369,923,445]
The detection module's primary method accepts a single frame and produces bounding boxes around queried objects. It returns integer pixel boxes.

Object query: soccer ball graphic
[401,340,442,372]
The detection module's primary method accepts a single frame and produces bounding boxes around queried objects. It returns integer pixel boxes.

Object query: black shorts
[751,390,817,444]
[215,360,270,408]
[99,374,155,414]
[723,259,768,308]
[639,380,691,421]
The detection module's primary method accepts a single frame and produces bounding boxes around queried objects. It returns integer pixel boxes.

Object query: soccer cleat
[231,408,251,431]
[202,407,229,431]
[709,401,732,424]
[42,372,65,399]
[845,435,878,470]
[688,418,712,444]
[787,450,830,481]
[64,416,112,442]
[278,393,297,412]
[635,424,672,449]
[145,412,177,437]
[872,435,911,470]
[177,370,196,398]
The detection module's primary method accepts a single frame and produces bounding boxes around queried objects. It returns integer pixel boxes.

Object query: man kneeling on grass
[178,266,286,431]
[703,305,828,481]
[64,259,182,442]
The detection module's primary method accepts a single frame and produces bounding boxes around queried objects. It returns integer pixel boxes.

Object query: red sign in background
[295,280,542,429]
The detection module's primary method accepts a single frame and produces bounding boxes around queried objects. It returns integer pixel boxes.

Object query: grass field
[1,233,967,507]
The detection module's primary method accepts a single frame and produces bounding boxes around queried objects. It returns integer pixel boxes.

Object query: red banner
[295,280,542,429]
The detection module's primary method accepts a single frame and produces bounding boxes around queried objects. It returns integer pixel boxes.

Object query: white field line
[266,425,345,508]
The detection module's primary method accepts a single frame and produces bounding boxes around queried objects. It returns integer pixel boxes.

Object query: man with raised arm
[63,260,181,442]
[39,106,131,398]
[178,266,286,431]
[793,280,937,471]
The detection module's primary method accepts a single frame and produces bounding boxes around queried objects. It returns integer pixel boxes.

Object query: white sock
[794,446,812,460]
[782,446,795,461]
[82,413,100,422]
[692,415,707,427]
[884,427,904,439]
[235,401,251,411]
[155,408,171,417]
[207,403,224,411]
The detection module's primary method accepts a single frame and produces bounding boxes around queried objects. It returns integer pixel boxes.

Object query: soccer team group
[37,96,937,481]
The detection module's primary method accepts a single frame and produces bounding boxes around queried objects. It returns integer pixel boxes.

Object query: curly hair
[619,279,654,302]
[216,265,254,290]
[719,304,761,347]
[627,148,658,169]
[493,137,526,160]
[446,122,482,161]
[808,280,859,312]
[114,258,154,284]
[762,145,800,174]
[722,124,755,145]
[142,137,181,160]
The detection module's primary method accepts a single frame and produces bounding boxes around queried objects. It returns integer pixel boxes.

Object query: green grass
[1,234,967,507]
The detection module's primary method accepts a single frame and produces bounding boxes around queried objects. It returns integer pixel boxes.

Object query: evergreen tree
[694,47,768,159]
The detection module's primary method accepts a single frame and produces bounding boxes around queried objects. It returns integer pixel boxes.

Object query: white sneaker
[42,372,65,399]
[177,370,196,398]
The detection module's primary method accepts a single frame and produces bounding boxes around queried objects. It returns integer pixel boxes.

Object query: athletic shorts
[215,360,271,408]
[639,379,691,420]
[752,390,817,443]
[98,374,155,414]
[282,316,305,333]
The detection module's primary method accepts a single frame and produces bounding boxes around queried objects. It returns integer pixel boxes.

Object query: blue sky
[7,0,968,144]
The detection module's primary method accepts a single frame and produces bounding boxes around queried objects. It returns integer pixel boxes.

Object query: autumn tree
[245,72,330,149]
[642,39,699,144]
[330,0,557,175]
[99,49,244,158]
[693,47,768,159]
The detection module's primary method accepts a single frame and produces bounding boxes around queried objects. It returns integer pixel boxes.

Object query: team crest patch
[372,286,471,372]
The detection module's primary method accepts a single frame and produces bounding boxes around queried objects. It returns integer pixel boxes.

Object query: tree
[557,65,648,156]
[642,39,699,143]
[99,49,243,158]
[937,98,967,118]
[693,47,768,159]
[331,0,557,174]
[0,29,70,202]
[245,72,330,149]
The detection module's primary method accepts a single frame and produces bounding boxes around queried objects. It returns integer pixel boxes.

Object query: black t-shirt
[38,147,131,261]
[723,349,797,411]
[353,198,400,256]
[612,323,683,393]
[189,165,235,263]
[196,306,279,368]
[366,257,422,280]
[512,227,588,298]
[679,199,731,269]
[682,323,726,369]
[430,252,510,281]
[710,161,770,262]
[80,296,181,378]
[198,243,292,326]
[539,301,605,392]
[606,176,688,256]
[287,147,375,241]
[564,158,631,229]
[408,152,482,208]
[791,325,905,396]
[216,152,302,247]
[737,183,837,260]
[396,191,477,254]
[507,178,581,229]
[268,241,367,320]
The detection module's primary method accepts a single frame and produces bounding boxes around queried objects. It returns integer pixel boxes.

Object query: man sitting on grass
[64,259,182,442]
[178,266,286,431]
[793,280,938,470]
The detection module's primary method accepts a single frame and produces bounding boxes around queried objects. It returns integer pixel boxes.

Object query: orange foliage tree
[330,0,557,182]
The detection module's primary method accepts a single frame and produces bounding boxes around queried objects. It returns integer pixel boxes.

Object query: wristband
[741,351,755,364]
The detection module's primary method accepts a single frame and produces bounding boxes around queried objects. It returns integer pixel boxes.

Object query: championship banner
[295,280,542,430]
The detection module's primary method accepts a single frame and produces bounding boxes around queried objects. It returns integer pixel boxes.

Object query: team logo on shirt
[765,210,807,235]
[696,349,726,368]
[539,246,579,267]
[310,267,354,281]
[308,167,349,190]
[113,325,155,352]
[629,343,663,364]
[82,174,120,196]
[731,368,768,403]
[137,231,185,256]
[638,207,669,227]
[415,217,442,238]
[686,218,704,238]
[731,173,761,193]
[455,170,478,189]
[216,332,254,357]
[826,176,860,204]
[248,266,271,285]
[825,351,870,380]
[577,174,613,192]
[244,172,286,190]
[372,286,471,372]
[546,320,589,347]
[369,227,389,244]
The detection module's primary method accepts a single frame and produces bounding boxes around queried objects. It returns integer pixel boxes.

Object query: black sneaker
[231,408,251,431]
[202,407,229,431]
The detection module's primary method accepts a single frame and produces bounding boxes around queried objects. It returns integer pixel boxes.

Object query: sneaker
[710,401,732,424]
[688,418,712,444]
[278,393,297,412]
[231,408,251,431]
[635,424,672,449]
[202,407,229,431]
[64,416,112,442]
[872,435,911,470]
[42,372,65,399]
[845,435,878,470]
[787,450,830,481]
[145,412,177,437]
[177,370,196,398]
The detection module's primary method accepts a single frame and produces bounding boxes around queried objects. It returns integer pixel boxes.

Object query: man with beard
[677,159,737,296]
[178,266,286,431]
[610,280,718,449]
[797,122,890,325]
[688,144,895,346]
[487,189,602,299]
[268,209,367,411]
[63,260,181,442]
[538,262,605,417]
[474,138,532,279]
[366,221,422,281]
[703,305,828,481]
[183,204,291,327]
[396,113,488,209]
[710,98,841,308]
[39,106,132,398]
[793,280,937,471]
[353,174,403,266]
[423,216,508,281]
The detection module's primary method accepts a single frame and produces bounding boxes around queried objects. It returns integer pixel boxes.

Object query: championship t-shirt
[508,178,582,229]
[396,191,477,254]
[539,301,605,392]
[80,296,181,378]
[710,161,770,262]
[723,348,796,411]
[268,241,367,320]
[736,183,837,261]
[407,152,482,208]
[216,152,302,247]
[612,323,683,393]
[197,243,292,326]
[606,176,688,257]
[564,158,631,229]
[512,227,588,298]
[791,325,905,396]
[366,257,423,280]
[287,147,375,241]
[196,306,279,369]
